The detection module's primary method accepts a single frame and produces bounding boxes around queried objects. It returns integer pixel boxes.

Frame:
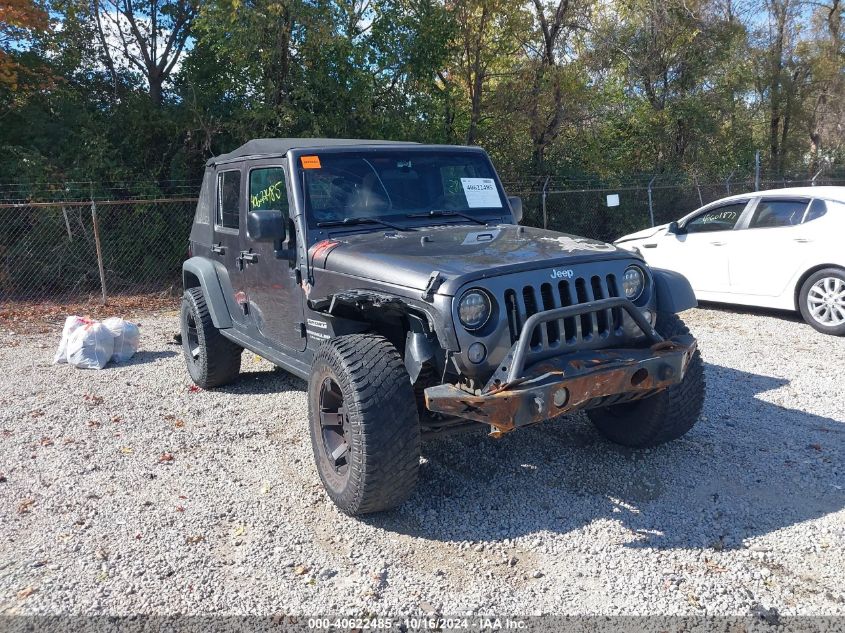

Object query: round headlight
[458,289,492,330]
[622,266,646,301]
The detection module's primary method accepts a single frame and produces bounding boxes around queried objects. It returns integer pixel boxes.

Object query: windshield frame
[288,145,513,234]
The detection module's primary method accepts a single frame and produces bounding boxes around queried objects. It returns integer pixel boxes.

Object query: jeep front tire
[308,334,421,515]
[586,312,705,447]
[180,287,242,388]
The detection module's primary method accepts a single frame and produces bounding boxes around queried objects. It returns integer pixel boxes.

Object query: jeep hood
[313,224,636,295]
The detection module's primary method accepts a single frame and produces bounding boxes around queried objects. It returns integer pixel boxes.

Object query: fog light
[467,342,487,364]
[623,310,656,339]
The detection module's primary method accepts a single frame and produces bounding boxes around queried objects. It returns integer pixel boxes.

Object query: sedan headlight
[458,289,492,330]
[622,265,646,301]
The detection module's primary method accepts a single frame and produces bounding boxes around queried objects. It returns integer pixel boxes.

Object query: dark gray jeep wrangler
[181,138,704,515]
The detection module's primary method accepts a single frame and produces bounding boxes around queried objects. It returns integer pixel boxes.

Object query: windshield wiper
[316,216,404,231]
[406,210,488,226]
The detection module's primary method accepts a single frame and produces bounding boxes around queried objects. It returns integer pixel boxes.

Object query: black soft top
[207,138,419,165]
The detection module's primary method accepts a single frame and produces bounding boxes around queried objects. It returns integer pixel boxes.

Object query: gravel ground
[0,305,843,618]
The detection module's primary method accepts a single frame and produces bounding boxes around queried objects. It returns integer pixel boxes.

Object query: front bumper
[424,298,697,436]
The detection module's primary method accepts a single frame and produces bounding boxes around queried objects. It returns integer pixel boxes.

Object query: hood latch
[421,270,444,301]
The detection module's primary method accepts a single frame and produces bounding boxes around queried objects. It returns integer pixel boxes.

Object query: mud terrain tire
[587,312,704,447]
[308,334,421,515]
[180,288,242,388]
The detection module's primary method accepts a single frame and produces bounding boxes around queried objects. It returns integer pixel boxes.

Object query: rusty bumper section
[425,335,697,436]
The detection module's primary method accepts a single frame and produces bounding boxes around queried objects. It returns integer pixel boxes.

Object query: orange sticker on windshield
[300,155,321,169]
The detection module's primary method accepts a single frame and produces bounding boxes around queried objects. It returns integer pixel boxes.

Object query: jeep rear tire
[308,334,420,515]
[798,268,845,336]
[180,288,242,388]
[586,312,705,447]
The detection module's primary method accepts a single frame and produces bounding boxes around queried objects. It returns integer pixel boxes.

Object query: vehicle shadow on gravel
[217,369,306,395]
[366,362,845,550]
[119,350,179,365]
[697,301,805,324]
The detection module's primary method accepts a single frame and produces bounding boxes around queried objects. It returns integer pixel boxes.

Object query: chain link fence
[0,198,196,305]
[2,174,844,306]
[512,174,845,243]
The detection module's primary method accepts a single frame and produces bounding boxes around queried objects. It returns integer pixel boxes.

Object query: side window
[195,170,212,224]
[249,167,288,213]
[684,202,746,233]
[803,198,827,223]
[217,170,241,230]
[748,199,808,229]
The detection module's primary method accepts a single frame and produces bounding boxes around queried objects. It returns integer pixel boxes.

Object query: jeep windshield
[298,150,508,228]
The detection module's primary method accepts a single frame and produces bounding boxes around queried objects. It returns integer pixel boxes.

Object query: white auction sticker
[460,178,501,208]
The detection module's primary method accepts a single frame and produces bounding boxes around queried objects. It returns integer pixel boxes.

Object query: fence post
[541,175,551,229]
[725,169,735,195]
[754,151,761,191]
[693,175,703,206]
[647,175,656,227]
[62,206,73,240]
[811,167,823,186]
[90,199,108,305]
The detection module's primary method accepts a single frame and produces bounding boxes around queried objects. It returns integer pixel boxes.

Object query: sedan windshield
[298,150,506,226]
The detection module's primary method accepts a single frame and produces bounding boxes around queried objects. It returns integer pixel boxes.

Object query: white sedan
[615,186,845,335]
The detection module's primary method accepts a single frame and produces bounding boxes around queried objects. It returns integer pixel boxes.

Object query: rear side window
[748,199,809,229]
[249,167,288,213]
[217,170,241,229]
[195,170,212,225]
[684,202,746,233]
[803,198,827,223]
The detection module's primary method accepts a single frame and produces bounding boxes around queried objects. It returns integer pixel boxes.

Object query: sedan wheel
[799,269,845,336]
[807,277,845,326]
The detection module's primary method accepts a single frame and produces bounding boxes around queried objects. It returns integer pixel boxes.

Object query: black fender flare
[404,313,436,383]
[652,267,697,314]
[182,257,233,329]
[314,289,445,382]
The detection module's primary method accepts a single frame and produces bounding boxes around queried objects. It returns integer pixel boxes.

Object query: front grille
[503,274,624,349]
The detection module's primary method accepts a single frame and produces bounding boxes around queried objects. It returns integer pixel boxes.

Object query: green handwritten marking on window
[251,181,284,209]
[250,167,288,211]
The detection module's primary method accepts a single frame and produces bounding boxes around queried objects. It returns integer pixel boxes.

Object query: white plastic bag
[66,321,114,370]
[102,317,140,362]
[53,316,88,364]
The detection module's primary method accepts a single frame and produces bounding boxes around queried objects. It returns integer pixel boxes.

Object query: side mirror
[508,196,523,224]
[667,221,682,235]
[247,209,286,242]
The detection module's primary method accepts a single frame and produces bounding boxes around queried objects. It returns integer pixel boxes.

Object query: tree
[442,0,529,144]
[590,0,750,173]
[92,0,197,105]
[0,0,49,90]
[805,0,844,168]
[523,0,590,173]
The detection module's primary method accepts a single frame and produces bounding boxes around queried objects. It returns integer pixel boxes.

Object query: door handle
[211,243,225,255]
[237,250,258,270]
[710,241,726,246]
[643,243,657,248]
[793,238,812,243]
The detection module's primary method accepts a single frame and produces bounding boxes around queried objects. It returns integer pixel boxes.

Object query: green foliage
[1,0,843,191]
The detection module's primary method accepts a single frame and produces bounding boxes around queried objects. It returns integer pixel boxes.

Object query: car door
[644,200,749,294]
[241,161,306,352]
[212,166,250,326]
[726,197,812,297]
